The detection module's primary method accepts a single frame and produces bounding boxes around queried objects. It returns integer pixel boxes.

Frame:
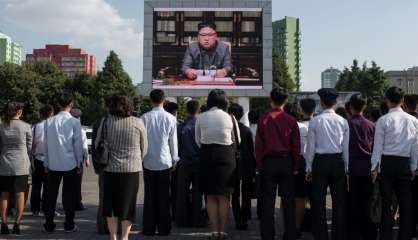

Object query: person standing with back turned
[371,87,418,240]
[43,94,83,233]
[305,88,349,240]
[256,87,300,240]
[141,89,179,236]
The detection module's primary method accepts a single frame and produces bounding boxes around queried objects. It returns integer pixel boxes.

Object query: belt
[382,155,410,161]
[265,152,291,158]
[315,153,342,158]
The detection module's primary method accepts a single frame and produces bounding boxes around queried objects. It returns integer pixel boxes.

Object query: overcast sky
[1,0,417,91]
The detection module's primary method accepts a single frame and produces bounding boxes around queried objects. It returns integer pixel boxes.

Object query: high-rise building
[0,32,22,65]
[26,44,96,77]
[386,67,418,94]
[321,67,341,88]
[272,16,301,90]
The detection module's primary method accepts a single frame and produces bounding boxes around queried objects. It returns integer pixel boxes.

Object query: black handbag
[93,116,109,172]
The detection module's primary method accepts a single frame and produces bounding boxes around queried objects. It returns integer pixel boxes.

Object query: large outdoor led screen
[152,8,263,90]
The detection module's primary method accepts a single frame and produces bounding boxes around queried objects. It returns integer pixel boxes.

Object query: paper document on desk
[195,76,232,82]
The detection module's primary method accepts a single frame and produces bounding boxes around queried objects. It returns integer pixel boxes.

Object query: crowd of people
[0,86,417,240]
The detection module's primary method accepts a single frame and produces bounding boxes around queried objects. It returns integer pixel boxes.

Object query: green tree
[250,49,295,115]
[26,61,67,111]
[90,51,140,122]
[64,73,95,125]
[0,63,40,122]
[336,60,389,111]
[272,49,295,91]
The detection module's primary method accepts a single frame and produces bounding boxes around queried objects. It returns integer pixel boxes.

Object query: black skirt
[103,171,139,222]
[199,144,236,195]
[0,175,28,193]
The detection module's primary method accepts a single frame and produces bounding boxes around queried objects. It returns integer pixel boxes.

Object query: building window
[397,79,403,87]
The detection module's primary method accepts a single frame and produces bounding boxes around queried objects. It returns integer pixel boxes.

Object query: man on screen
[181,22,233,80]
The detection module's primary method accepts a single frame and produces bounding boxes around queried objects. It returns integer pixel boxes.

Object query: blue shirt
[178,116,200,169]
[141,107,179,171]
[44,111,83,171]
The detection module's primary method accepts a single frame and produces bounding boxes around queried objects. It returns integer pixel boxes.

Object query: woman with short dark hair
[195,90,240,239]
[0,102,32,235]
[97,94,148,240]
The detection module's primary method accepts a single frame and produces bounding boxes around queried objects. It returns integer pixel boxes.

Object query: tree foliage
[250,49,295,115]
[336,60,389,109]
[0,51,140,126]
[272,49,295,91]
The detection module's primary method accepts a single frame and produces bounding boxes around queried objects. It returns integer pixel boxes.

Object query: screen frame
[142,0,273,97]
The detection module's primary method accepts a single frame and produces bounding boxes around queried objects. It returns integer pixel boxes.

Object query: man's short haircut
[317,88,338,108]
[198,22,217,32]
[39,104,54,119]
[385,87,404,105]
[186,100,200,115]
[248,110,260,124]
[200,104,208,113]
[284,102,300,119]
[299,98,316,115]
[404,94,418,111]
[321,98,337,108]
[108,93,134,118]
[380,101,389,115]
[349,94,367,113]
[207,89,228,111]
[228,103,244,121]
[57,93,73,109]
[150,89,165,104]
[164,101,178,116]
[270,87,289,106]
[345,101,352,116]
[336,107,348,119]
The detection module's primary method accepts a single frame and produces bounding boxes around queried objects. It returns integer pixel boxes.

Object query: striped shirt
[104,115,148,173]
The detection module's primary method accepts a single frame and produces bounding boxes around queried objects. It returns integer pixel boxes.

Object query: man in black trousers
[141,90,179,236]
[43,94,83,233]
[347,94,377,240]
[175,100,205,227]
[371,87,418,240]
[256,88,300,240]
[305,88,350,240]
[30,104,54,216]
[229,103,256,230]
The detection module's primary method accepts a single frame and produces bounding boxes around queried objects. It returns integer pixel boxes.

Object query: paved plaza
[2,167,323,240]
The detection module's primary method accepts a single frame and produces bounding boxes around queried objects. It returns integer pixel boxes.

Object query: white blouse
[195,107,241,147]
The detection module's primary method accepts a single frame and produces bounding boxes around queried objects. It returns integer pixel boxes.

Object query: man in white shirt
[371,87,418,240]
[30,104,54,216]
[141,89,179,236]
[305,88,349,240]
[43,94,83,233]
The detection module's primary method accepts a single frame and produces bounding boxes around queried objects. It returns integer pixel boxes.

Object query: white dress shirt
[306,109,350,172]
[371,107,418,171]
[32,120,46,162]
[44,111,83,171]
[141,107,179,171]
[298,120,310,159]
[195,107,241,147]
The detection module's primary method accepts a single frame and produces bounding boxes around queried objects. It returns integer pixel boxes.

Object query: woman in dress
[0,102,32,235]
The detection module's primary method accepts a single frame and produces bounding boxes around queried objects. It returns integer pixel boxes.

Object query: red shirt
[255,108,300,171]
